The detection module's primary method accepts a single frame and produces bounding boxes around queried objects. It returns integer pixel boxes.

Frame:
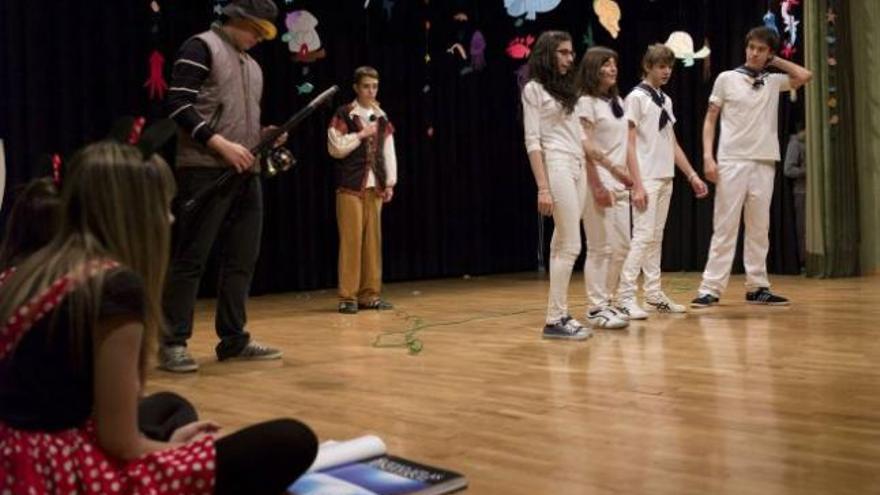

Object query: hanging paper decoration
[826,3,838,127]
[469,31,486,71]
[143,2,167,101]
[780,0,800,59]
[506,35,535,59]
[826,7,837,24]
[283,10,326,62]
[296,82,314,95]
[581,23,595,48]
[212,0,225,17]
[453,12,468,21]
[383,0,396,20]
[423,0,434,138]
[144,51,168,100]
[446,43,467,60]
[763,9,779,35]
[594,0,621,39]
[504,0,562,21]
[664,31,710,67]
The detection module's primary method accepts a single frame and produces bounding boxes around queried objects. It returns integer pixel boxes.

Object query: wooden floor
[147,272,880,495]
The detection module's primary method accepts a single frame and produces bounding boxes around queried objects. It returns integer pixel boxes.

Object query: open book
[288,435,467,495]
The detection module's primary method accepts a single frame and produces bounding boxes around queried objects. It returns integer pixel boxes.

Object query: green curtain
[850,0,880,274]
[804,0,860,277]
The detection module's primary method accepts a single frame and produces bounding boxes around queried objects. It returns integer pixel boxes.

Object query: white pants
[545,151,587,323]
[699,159,775,297]
[617,178,673,302]
[583,187,631,310]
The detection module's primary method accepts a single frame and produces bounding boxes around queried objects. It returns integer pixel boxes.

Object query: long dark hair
[527,31,577,113]
[575,46,620,99]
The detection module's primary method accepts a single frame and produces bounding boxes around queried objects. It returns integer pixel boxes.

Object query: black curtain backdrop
[0,0,803,296]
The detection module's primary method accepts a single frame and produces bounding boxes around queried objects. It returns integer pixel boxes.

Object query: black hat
[222,0,278,40]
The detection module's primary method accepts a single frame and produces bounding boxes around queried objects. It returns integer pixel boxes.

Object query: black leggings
[138,392,318,495]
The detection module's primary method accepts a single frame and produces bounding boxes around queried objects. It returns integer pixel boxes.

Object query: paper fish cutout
[594,0,621,39]
[453,12,468,21]
[505,0,562,21]
[506,35,535,59]
[296,82,314,95]
[664,31,710,67]
[284,10,324,62]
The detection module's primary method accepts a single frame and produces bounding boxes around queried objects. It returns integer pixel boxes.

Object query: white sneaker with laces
[646,293,687,313]
[617,299,649,320]
[587,307,629,329]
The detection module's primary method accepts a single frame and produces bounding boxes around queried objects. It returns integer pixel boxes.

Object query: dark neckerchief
[734,65,769,90]
[600,95,624,119]
[635,82,671,130]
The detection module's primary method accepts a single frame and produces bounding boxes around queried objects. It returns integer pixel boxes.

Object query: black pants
[163,167,263,358]
[138,391,199,441]
[138,392,318,494]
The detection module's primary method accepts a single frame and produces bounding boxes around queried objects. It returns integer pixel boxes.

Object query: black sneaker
[691,293,720,308]
[359,299,393,310]
[746,287,790,306]
[158,345,199,373]
[217,341,283,362]
[338,301,358,314]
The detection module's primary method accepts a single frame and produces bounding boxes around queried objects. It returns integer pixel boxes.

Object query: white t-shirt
[625,84,677,180]
[521,81,583,158]
[577,95,629,190]
[710,70,792,162]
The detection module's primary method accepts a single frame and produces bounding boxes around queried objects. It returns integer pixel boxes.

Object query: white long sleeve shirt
[521,80,583,157]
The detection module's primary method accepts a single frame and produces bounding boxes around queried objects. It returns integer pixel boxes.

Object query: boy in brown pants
[327,66,397,314]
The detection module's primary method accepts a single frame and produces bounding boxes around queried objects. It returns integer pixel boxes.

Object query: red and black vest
[330,104,394,193]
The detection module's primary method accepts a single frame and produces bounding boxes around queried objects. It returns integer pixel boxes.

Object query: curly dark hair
[575,46,620,98]
[526,31,578,114]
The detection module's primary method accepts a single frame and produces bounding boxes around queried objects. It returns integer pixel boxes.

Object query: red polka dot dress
[0,262,217,495]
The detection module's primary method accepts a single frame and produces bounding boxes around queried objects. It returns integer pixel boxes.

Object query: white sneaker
[587,307,629,329]
[617,300,649,320]
[609,305,630,321]
[646,293,687,313]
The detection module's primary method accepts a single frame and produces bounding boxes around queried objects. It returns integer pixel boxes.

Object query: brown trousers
[336,189,383,303]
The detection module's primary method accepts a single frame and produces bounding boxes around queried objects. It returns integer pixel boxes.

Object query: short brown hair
[745,26,780,53]
[353,66,380,84]
[642,44,675,72]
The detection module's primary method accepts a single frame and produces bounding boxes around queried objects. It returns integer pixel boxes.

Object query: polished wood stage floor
[148,272,880,494]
